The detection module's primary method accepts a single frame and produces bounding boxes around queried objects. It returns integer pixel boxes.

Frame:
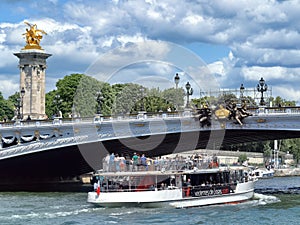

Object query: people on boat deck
[140,154,148,170]
[185,178,191,186]
[160,183,166,190]
[103,154,110,172]
[101,152,221,173]
[109,153,115,171]
[93,181,99,191]
[132,152,139,171]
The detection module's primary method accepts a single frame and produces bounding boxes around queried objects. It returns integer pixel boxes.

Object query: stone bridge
[0,107,300,191]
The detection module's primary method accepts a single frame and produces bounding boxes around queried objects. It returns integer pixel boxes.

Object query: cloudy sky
[1,0,300,104]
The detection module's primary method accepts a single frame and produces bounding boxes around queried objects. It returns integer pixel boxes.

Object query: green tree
[113,83,145,114]
[55,73,83,117]
[281,139,300,164]
[46,73,113,117]
[0,92,15,121]
[238,153,247,164]
[72,75,112,117]
[45,90,58,118]
[263,141,272,160]
[161,87,185,110]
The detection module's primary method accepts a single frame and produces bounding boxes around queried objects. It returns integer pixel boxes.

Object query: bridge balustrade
[1,107,300,129]
[1,107,300,158]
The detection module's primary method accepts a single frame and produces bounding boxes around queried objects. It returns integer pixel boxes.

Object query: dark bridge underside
[0,129,299,191]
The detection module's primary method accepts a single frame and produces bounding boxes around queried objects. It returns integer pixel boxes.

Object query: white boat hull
[171,182,255,208]
[87,181,255,208]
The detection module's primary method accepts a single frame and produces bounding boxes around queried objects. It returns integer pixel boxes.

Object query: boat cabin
[91,167,248,198]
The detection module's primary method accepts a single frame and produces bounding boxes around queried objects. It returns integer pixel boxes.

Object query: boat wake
[251,193,280,205]
[0,206,104,221]
[254,187,300,194]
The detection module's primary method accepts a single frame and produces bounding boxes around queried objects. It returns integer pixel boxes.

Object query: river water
[0,176,299,225]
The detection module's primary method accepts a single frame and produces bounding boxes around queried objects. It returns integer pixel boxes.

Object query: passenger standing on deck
[109,153,115,172]
[115,154,120,172]
[103,154,110,172]
[119,154,126,172]
[140,154,147,170]
[132,153,139,171]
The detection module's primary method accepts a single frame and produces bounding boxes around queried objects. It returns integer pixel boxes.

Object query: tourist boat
[87,165,256,208]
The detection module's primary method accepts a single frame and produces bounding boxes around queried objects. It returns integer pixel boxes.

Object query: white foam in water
[253,193,280,205]
[6,207,105,221]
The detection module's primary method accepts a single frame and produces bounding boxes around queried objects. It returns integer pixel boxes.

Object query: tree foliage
[0,92,15,121]
[280,139,300,164]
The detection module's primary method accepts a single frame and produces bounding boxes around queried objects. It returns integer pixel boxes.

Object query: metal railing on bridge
[1,106,300,129]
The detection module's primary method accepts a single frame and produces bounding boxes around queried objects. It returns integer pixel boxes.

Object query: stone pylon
[14,49,51,120]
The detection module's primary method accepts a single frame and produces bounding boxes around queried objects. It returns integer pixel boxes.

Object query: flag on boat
[96,180,100,196]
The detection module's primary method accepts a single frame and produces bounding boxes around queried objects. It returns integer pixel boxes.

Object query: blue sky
[1,0,300,104]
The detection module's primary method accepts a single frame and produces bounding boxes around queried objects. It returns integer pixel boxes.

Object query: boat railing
[99,186,180,193]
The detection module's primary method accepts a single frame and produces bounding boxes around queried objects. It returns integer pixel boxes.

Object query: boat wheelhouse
[87,165,256,208]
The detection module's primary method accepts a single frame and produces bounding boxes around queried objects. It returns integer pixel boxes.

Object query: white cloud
[242,66,294,81]
[1,0,300,104]
[275,85,300,104]
[208,61,225,77]
[0,76,19,97]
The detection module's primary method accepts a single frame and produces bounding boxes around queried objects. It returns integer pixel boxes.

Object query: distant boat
[252,168,274,179]
[87,166,256,208]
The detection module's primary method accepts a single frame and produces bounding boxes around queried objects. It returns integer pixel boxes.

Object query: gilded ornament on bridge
[22,22,47,50]
[215,105,230,119]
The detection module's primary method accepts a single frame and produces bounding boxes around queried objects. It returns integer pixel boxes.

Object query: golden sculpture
[215,105,230,119]
[22,22,47,50]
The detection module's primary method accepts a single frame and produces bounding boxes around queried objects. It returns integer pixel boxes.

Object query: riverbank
[274,167,300,177]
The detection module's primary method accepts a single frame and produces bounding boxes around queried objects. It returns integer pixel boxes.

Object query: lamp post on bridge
[137,87,147,119]
[15,87,26,121]
[257,77,268,106]
[240,83,245,104]
[174,73,180,89]
[15,98,22,120]
[185,81,193,108]
[174,73,180,111]
[53,94,62,118]
[20,87,25,119]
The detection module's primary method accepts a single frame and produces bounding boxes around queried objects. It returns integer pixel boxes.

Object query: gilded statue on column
[22,22,47,50]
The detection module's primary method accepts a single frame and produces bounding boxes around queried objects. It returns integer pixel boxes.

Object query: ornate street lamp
[15,98,22,119]
[96,91,103,115]
[20,87,25,119]
[53,94,62,117]
[185,81,193,108]
[240,83,245,103]
[174,73,180,89]
[257,77,268,106]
